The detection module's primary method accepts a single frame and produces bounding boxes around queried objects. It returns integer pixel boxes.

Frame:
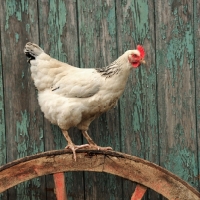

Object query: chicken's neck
[96,55,131,78]
[96,59,121,78]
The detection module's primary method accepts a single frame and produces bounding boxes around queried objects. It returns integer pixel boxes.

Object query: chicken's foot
[82,130,112,151]
[62,130,89,161]
[65,144,89,161]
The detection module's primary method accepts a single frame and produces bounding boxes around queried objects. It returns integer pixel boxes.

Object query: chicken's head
[128,45,145,68]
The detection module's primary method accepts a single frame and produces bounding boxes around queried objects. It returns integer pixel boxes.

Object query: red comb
[137,45,145,58]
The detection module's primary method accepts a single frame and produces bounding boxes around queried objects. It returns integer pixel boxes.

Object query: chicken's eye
[132,54,138,58]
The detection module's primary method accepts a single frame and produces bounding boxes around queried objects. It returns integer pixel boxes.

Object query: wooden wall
[0,0,199,199]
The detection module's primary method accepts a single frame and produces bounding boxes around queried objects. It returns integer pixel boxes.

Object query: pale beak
[140,59,145,64]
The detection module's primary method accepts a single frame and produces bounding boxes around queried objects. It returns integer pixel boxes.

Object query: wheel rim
[0,150,199,200]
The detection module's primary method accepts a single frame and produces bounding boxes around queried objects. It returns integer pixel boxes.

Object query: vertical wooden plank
[116,0,159,199]
[194,0,200,191]
[156,0,199,191]
[0,0,45,199]
[77,0,122,199]
[38,1,84,199]
[0,21,8,200]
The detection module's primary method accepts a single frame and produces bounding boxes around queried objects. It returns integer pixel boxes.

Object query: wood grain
[156,0,199,191]
[37,0,84,199]
[0,15,7,200]
[0,0,46,199]
[116,0,159,199]
[194,0,200,191]
[0,0,199,199]
[0,150,199,200]
[77,0,122,199]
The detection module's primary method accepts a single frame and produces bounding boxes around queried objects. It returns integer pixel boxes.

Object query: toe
[99,146,112,151]
[88,145,112,151]
[65,144,77,161]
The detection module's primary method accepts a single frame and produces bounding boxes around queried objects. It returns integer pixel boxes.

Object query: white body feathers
[28,47,138,131]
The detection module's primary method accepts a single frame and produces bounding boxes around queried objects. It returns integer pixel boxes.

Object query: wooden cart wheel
[0,150,199,200]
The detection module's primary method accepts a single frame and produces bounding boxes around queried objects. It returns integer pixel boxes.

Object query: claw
[65,144,90,161]
[88,145,112,151]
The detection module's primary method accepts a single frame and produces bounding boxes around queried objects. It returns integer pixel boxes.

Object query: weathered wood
[156,0,199,190]
[77,1,122,199]
[38,0,81,150]
[0,0,45,199]
[37,0,85,199]
[0,150,199,200]
[116,0,159,199]
[194,0,200,191]
[0,16,7,200]
[194,0,200,192]
[0,0,199,199]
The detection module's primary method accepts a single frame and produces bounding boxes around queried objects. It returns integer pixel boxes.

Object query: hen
[24,42,145,160]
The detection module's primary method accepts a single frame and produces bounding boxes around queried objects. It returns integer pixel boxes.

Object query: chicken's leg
[62,130,89,161]
[82,130,112,151]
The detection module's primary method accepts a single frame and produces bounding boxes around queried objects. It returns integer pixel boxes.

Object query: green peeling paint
[15,33,19,43]
[15,110,30,158]
[47,0,67,61]
[26,24,30,34]
[51,124,66,149]
[163,124,198,187]
[5,0,29,30]
[156,0,198,190]
[0,0,200,198]
[78,1,122,199]
[119,0,158,161]
[121,0,149,48]
[107,7,116,36]
[14,111,44,199]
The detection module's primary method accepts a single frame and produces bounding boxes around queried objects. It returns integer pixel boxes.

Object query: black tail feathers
[24,42,44,63]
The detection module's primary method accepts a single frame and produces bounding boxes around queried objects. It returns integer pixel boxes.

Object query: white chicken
[24,42,145,160]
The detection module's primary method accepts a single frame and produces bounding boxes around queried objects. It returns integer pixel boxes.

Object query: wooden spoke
[131,184,147,200]
[53,173,67,200]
